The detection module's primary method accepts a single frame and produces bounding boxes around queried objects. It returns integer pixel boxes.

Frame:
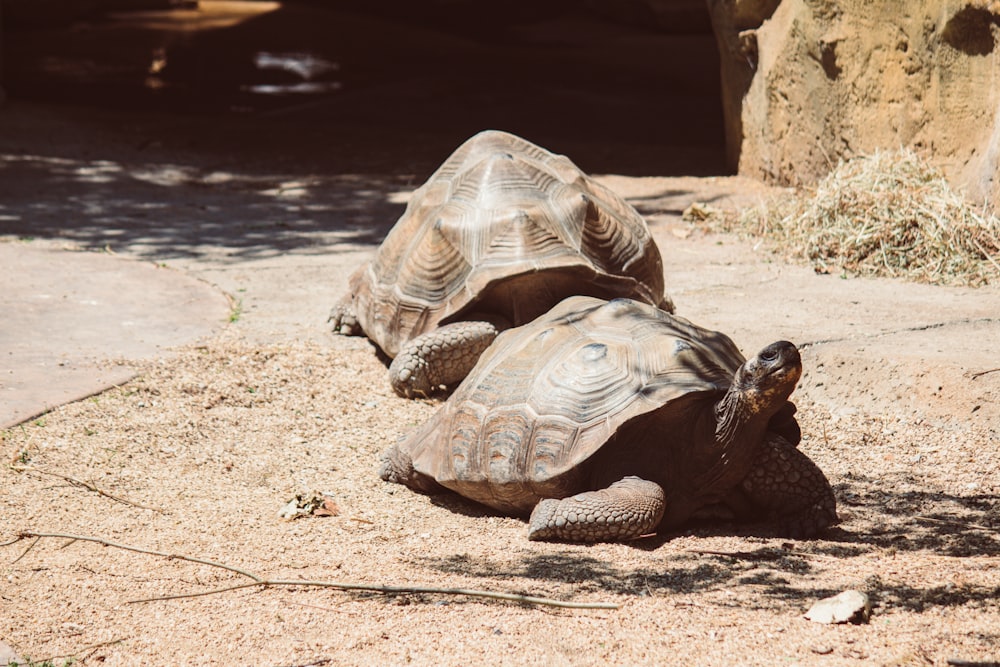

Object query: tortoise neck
[695,386,772,491]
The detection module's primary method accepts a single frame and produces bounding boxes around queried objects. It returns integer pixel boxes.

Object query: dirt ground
[2,3,999,666]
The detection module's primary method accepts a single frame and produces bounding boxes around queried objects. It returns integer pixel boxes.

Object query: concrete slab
[0,241,231,427]
[0,103,996,432]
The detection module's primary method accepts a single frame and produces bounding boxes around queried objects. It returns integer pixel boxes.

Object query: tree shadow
[0,148,409,263]
[825,475,1000,557]
[401,473,1000,612]
[412,545,839,608]
[871,579,1000,613]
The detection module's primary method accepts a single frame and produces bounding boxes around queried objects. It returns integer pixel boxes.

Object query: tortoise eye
[760,347,779,362]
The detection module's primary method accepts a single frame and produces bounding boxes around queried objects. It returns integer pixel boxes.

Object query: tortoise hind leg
[737,433,839,538]
[388,320,502,398]
[528,476,666,543]
[379,443,445,495]
[329,301,362,336]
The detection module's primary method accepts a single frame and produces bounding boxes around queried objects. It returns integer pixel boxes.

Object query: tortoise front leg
[528,476,666,542]
[738,433,839,538]
[388,320,501,398]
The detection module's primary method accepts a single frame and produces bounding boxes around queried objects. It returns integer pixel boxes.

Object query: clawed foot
[527,477,665,543]
[388,321,500,398]
[329,303,361,336]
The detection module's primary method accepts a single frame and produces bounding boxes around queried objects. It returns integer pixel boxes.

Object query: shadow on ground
[402,473,1000,613]
[0,149,408,262]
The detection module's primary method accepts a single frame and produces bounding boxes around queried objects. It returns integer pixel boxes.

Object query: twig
[274,659,332,667]
[970,235,1000,277]
[687,548,784,560]
[915,515,997,533]
[12,535,41,564]
[4,532,619,610]
[687,548,835,561]
[9,464,164,513]
[970,367,1000,379]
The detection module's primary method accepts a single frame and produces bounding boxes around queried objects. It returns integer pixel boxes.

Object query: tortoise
[329,130,671,398]
[380,295,838,543]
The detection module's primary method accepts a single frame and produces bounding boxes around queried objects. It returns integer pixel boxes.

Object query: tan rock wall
[709,0,1000,204]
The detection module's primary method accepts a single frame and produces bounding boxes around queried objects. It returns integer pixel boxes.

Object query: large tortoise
[329,130,671,398]
[380,296,838,542]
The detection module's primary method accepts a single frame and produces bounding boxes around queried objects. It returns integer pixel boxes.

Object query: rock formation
[708,0,1000,205]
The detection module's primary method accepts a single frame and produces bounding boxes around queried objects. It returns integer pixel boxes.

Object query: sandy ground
[1,4,999,665]
[1,99,998,666]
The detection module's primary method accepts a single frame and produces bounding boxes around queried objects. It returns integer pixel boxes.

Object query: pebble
[805,590,871,624]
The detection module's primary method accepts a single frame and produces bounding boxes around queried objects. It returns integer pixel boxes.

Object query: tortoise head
[701,340,803,494]
[731,341,802,415]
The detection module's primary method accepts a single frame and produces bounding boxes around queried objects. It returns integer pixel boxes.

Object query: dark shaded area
[417,547,832,604]
[0,143,410,261]
[421,464,999,557]
[0,0,731,266]
[395,470,1000,615]
[943,6,1000,57]
[820,40,841,80]
[704,0,781,170]
[1,0,727,177]
[832,475,1000,557]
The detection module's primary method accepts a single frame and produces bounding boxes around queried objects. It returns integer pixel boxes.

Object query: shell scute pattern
[527,339,639,425]
[406,296,745,507]
[338,130,668,359]
[528,418,580,479]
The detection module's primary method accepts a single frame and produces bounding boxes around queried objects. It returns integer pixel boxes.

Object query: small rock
[805,590,871,624]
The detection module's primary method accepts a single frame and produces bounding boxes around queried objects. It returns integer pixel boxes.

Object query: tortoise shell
[396,295,748,515]
[345,130,669,357]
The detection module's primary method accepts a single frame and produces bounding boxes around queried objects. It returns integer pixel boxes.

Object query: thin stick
[290,600,359,615]
[274,659,332,667]
[970,367,1000,379]
[10,464,163,513]
[5,532,618,610]
[12,532,263,581]
[687,548,836,561]
[129,580,615,609]
[915,515,997,533]
[12,535,40,564]
[130,581,264,602]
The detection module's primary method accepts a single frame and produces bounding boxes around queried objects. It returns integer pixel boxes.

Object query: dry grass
[706,149,1000,286]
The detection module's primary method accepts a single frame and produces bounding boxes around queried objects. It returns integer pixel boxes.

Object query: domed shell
[398,296,746,514]
[346,130,669,357]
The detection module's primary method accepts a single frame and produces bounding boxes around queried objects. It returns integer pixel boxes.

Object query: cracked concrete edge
[0,242,233,429]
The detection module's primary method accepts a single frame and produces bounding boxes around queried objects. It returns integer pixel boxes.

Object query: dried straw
[718,149,1000,286]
